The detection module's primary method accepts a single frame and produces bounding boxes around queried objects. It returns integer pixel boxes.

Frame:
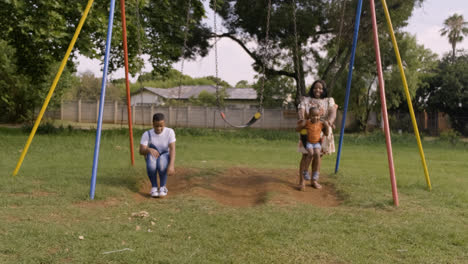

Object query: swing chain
[135,0,145,67]
[213,0,271,111]
[178,0,192,84]
[258,0,272,111]
[176,0,193,127]
[135,0,145,91]
[213,0,221,108]
[292,0,303,96]
[336,0,347,52]
[325,0,347,96]
[134,0,146,126]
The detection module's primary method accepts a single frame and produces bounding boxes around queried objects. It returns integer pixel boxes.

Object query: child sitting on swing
[296,107,330,191]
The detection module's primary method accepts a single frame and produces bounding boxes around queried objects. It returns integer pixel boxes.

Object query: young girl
[296,107,329,190]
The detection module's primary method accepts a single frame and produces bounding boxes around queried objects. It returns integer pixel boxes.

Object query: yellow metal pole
[12,0,95,176]
[380,0,432,190]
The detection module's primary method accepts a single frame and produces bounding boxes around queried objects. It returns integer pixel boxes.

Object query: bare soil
[137,167,341,207]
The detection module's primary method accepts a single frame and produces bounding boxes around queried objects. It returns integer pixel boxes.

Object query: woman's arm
[322,121,330,135]
[297,107,306,121]
[297,96,309,121]
[327,102,338,128]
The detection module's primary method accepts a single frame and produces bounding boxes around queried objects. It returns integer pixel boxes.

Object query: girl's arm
[296,120,306,132]
[167,142,176,176]
[139,144,160,158]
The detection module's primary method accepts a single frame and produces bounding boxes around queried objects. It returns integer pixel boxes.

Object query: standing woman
[297,80,338,189]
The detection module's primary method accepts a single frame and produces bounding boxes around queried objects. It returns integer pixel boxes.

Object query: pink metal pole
[369,0,398,206]
[120,0,135,165]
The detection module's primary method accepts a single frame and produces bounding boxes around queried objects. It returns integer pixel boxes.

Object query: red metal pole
[120,0,135,165]
[369,0,398,206]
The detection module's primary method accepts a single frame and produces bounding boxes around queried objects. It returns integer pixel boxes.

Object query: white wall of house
[130,91,163,106]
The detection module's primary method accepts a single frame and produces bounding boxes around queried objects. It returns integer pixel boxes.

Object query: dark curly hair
[308,80,328,99]
[152,113,165,122]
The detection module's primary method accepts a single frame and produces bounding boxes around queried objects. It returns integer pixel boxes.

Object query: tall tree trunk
[292,44,306,107]
[363,77,376,132]
[325,49,350,97]
[452,41,456,62]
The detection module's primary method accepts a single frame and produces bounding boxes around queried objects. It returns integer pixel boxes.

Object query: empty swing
[212,0,272,128]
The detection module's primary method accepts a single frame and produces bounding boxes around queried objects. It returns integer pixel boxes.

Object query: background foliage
[0,0,466,135]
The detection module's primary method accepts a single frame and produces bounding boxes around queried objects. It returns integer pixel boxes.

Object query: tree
[0,39,77,122]
[189,90,218,106]
[204,76,232,88]
[74,0,212,75]
[253,75,295,108]
[130,70,231,92]
[214,0,327,104]
[380,33,438,110]
[0,0,211,121]
[319,31,437,130]
[137,69,195,87]
[0,0,425,121]
[0,40,32,122]
[65,71,121,101]
[440,13,468,61]
[212,0,425,106]
[235,80,250,88]
[415,54,468,136]
[0,1,86,121]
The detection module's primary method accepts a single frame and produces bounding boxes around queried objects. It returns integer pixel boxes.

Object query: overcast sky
[75,0,468,86]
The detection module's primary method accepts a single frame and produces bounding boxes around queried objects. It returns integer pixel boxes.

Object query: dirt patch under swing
[136,167,341,207]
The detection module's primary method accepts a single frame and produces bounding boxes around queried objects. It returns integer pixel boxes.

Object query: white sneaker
[159,186,168,197]
[150,187,159,198]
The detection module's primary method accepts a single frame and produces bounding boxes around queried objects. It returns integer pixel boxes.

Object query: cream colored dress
[297,96,336,155]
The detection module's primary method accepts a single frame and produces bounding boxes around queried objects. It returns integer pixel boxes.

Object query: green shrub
[439,129,461,145]
[21,122,64,134]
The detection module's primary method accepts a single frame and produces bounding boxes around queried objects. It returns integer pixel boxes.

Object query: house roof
[226,88,257,99]
[136,86,258,100]
[143,85,217,99]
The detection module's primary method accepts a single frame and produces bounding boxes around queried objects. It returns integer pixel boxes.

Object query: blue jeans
[145,144,170,188]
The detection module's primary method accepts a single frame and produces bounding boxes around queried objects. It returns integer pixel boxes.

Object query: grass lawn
[0,127,467,263]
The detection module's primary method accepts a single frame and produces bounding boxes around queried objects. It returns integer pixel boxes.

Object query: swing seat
[219,111,262,128]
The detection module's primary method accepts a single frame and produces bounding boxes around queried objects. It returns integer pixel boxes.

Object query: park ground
[0,126,467,263]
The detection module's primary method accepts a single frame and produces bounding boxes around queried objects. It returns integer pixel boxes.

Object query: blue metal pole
[90,0,117,200]
[335,0,363,174]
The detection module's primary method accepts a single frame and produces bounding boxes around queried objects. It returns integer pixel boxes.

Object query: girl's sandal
[299,184,306,191]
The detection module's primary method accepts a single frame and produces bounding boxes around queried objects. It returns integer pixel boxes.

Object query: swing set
[12,0,431,206]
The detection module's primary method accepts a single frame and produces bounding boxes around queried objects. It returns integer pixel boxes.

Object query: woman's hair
[308,80,328,99]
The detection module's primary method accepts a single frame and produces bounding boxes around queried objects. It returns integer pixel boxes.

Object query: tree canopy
[64,71,121,101]
[325,32,437,130]
[3,0,453,130]
[440,13,468,60]
[415,54,468,135]
[212,0,425,105]
[0,0,211,121]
